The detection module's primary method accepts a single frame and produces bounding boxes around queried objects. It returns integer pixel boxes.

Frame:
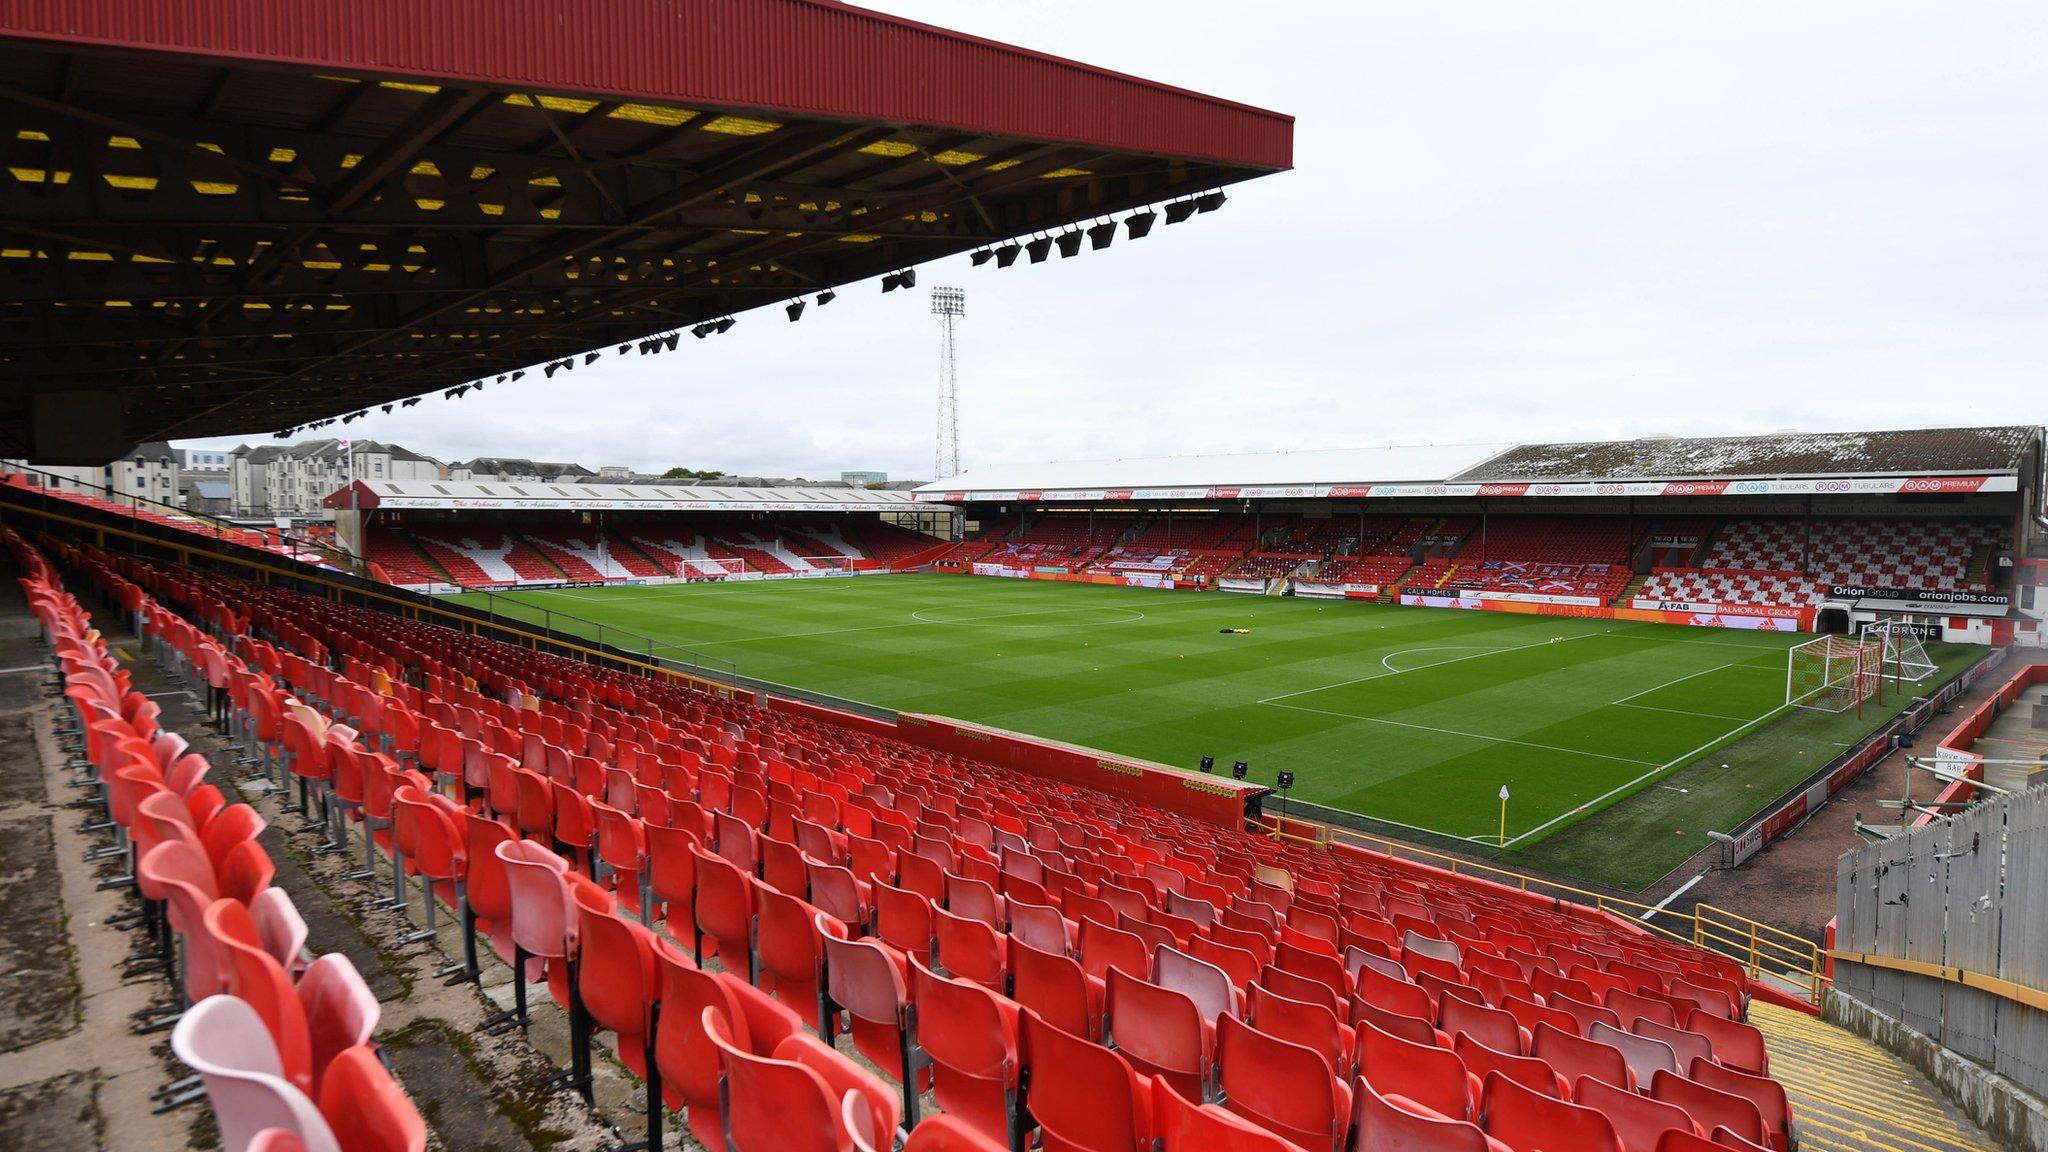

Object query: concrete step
[1751,1001,1996,1152]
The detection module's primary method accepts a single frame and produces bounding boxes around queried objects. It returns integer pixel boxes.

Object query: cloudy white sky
[179,2,2047,481]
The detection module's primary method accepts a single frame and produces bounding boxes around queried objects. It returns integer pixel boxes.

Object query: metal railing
[1261,815,1827,1003]
[457,587,737,687]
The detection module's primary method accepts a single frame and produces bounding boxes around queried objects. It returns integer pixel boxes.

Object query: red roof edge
[0,0,1293,170]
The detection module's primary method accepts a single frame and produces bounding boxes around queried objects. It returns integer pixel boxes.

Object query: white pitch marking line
[1500,703,1784,848]
[656,602,1147,649]
[1264,699,1658,767]
[1615,702,1758,722]
[1257,632,1601,705]
[1378,645,1509,675]
[1610,661,1747,707]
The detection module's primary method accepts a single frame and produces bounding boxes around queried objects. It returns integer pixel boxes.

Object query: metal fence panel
[1996,788,2048,1095]
[1833,783,2048,1099]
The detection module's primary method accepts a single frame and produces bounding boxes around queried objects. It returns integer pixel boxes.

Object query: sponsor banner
[970,562,1032,579]
[1830,584,2009,607]
[1629,597,1809,620]
[1292,582,1380,600]
[1033,565,1071,575]
[927,473,2014,503]
[1219,578,1269,595]
[1472,589,1606,608]
[1118,572,1177,589]
[1399,591,1485,610]
[1403,593,1812,630]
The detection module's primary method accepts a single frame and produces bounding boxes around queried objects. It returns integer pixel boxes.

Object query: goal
[1786,635,1880,713]
[1862,618,1939,685]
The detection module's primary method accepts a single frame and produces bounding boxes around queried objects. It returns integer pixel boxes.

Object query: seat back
[1355,1017,1473,1122]
[1154,944,1236,1023]
[1020,1010,1150,1152]
[295,954,379,1095]
[1009,938,1098,1042]
[1589,1021,1679,1088]
[494,840,574,959]
[1574,1076,1701,1152]
[206,897,315,1093]
[1532,1021,1633,1093]
[315,1046,427,1152]
[1151,1074,1298,1152]
[1479,1069,1623,1152]
[1216,1013,1349,1152]
[1647,1069,1767,1148]
[171,996,341,1152]
[703,1008,842,1152]
[1103,966,1208,1100]
[909,956,1020,1146]
[1352,1077,1495,1152]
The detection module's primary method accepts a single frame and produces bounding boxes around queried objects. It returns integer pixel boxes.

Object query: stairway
[1616,572,1654,604]
[1750,1002,1994,1152]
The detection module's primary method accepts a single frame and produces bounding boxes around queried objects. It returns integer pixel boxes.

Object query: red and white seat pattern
[1638,569,1823,608]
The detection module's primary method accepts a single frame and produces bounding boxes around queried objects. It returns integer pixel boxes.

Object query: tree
[661,466,721,480]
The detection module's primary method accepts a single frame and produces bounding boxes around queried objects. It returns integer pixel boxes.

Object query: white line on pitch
[1615,702,1758,722]
[1500,704,1784,848]
[1263,699,1658,766]
[1256,632,1601,705]
[1610,660,1749,706]
[1644,872,1708,918]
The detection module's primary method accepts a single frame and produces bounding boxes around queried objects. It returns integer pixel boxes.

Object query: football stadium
[0,4,2043,1152]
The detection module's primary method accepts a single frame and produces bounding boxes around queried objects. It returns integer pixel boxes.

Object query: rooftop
[1459,425,2039,482]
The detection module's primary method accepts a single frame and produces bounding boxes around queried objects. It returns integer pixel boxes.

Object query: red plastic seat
[702,1007,860,1152]
[1079,916,1152,985]
[317,1046,427,1152]
[1550,990,1624,1035]
[909,955,1023,1147]
[1439,994,1527,1057]
[644,821,700,956]
[1356,1017,1476,1123]
[1247,982,1352,1079]
[819,927,925,1124]
[1606,986,1678,1032]
[1633,1018,1714,1072]
[651,940,802,1147]
[1478,1069,1623,1152]
[1020,1010,1153,1152]
[1358,964,1435,1021]
[577,903,664,1149]
[1648,1068,1768,1151]
[295,954,379,1097]
[1010,937,1101,1041]
[1573,1076,1702,1152]
[1103,966,1211,1102]
[1154,944,1239,1023]
[1589,1021,1679,1088]
[1685,1057,1791,1151]
[691,843,758,979]
[1216,1013,1352,1152]
[933,905,1008,991]
[1684,1010,1770,1075]
[874,881,936,966]
[204,897,315,1094]
[1151,1074,1300,1152]
[1531,1021,1635,1093]
[1452,1033,1566,1100]
[755,883,833,1028]
[1353,1077,1510,1152]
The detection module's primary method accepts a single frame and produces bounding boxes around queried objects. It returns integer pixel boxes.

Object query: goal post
[1862,618,1938,686]
[1786,635,1880,714]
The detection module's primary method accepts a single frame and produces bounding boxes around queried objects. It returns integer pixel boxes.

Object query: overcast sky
[178,2,2047,481]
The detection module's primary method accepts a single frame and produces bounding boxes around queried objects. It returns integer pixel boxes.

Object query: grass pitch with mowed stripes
[464,574,1981,890]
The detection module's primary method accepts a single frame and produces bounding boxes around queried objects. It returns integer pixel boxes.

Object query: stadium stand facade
[917,426,2046,645]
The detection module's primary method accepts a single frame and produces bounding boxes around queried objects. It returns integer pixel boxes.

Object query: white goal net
[1862,618,1939,685]
[1786,635,1880,713]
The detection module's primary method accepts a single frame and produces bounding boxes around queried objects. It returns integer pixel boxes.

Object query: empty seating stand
[16,524,1801,1152]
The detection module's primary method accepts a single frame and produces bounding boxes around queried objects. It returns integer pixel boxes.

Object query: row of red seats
[18,531,419,1152]
[48,532,1796,1152]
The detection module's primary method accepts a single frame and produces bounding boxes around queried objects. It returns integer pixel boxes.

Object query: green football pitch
[459,574,1982,890]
